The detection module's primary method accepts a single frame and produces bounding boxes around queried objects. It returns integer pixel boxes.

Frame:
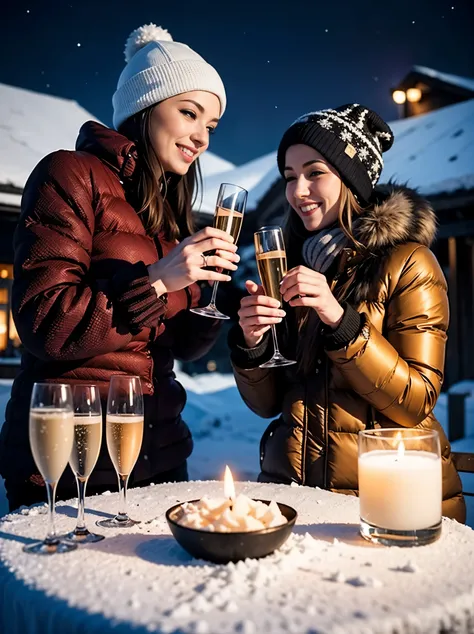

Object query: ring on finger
[201,253,209,268]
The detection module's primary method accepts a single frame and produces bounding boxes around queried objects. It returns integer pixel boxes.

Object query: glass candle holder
[358,428,442,546]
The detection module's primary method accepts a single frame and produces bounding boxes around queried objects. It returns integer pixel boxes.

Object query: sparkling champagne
[106,414,144,476]
[256,249,287,301]
[213,206,243,243]
[69,414,102,480]
[29,409,74,483]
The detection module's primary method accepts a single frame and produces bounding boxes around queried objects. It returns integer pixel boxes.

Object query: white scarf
[302,221,360,273]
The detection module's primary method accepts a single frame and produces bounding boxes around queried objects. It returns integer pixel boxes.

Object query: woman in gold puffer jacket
[229,104,465,522]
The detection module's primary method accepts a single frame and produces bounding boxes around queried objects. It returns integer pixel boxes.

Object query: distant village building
[391,65,474,118]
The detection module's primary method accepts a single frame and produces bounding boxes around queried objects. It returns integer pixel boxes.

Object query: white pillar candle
[359,449,442,531]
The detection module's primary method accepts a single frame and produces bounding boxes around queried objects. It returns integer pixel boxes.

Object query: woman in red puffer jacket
[0,23,239,511]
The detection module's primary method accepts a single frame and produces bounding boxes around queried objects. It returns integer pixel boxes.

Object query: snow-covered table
[1,481,474,634]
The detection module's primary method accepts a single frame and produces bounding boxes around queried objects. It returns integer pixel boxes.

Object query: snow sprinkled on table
[1,481,474,634]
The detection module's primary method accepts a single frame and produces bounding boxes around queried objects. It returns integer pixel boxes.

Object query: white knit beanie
[112,23,227,130]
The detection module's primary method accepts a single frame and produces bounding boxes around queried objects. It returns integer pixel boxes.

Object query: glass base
[62,528,105,544]
[96,515,140,529]
[260,355,297,368]
[190,305,230,320]
[360,517,442,547]
[23,538,77,555]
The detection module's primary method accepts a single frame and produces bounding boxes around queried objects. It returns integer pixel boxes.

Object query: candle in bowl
[166,466,297,563]
[176,466,288,531]
[358,429,442,547]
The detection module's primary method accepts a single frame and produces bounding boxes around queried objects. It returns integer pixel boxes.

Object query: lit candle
[176,465,287,532]
[358,430,442,538]
[223,465,236,510]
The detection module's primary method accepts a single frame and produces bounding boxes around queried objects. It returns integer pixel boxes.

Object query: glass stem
[270,324,281,357]
[117,473,130,520]
[75,477,88,532]
[45,481,59,544]
[209,281,219,307]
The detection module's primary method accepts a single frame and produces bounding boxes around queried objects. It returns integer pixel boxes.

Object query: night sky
[2,0,474,165]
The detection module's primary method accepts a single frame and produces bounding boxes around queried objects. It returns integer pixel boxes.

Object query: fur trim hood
[356,184,437,252]
[343,185,437,304]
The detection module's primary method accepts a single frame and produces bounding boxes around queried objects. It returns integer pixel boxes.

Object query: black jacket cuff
[323,303,362,351]
[228,324,272,369]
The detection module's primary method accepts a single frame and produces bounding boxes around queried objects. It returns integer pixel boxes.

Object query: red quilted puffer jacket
[0,121,221,489]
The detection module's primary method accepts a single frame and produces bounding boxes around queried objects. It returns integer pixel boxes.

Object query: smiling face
[284,144,343,232]
[149,90,221,175]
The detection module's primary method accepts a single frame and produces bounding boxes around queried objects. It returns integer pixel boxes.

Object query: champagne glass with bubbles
[254,227,297,368]
[24,383,76,555]
[190,183,247,320]
[97,375,144,528]
[63,384,104,543]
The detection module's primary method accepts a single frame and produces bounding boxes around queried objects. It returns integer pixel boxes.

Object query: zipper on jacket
[145,348,154,394]
[184,286,192,311]
[154,236,164,260]
[299,266,343,488]
[323,360,329,489]
[301,382,309,485]
[366,406,377,430]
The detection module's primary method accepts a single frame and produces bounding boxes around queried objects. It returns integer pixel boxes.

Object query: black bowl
[165,498,297,564]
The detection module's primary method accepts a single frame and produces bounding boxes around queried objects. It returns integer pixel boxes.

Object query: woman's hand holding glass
[238,280,287,348]
[148,226,239,297]
[279,265,344,328]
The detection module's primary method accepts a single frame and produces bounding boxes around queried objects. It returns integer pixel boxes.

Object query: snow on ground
[0,375,473,525]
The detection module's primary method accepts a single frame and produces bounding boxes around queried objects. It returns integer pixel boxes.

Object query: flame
[395,432,405,459]
[223,465,236,500]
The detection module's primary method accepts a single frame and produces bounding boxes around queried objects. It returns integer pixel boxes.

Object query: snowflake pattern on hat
[292,104,394,187]
[278,104,394,202]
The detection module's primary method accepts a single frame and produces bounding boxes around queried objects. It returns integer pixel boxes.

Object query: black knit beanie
[277,104,394,203]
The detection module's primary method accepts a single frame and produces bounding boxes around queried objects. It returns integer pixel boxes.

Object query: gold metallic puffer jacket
[232,186,465,523]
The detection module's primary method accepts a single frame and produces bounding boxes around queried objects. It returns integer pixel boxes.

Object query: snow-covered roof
[413,66,474,93]
[0,82,234,199]
[0,83,101,190]
[382,97,474,195]
[0,192,22,208]
[196,151,280,214]
[199,97,474,214]
[199,152,235,179]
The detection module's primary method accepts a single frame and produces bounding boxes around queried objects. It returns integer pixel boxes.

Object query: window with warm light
[0,263,19,355]
[0,310,7,352]
[392,90,406,105]
[9,313,21,348]
[0,265,12,280]
[406,87,422,103]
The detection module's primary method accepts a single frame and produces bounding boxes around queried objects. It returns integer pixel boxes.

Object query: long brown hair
[283,182,364,375]
[119,105,202,240]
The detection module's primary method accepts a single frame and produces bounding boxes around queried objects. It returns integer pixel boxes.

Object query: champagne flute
[190,182,247,320]
[97,375,144,528]
[254,227,297,368]
[24,383,76,555]
[63,385,104,543]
